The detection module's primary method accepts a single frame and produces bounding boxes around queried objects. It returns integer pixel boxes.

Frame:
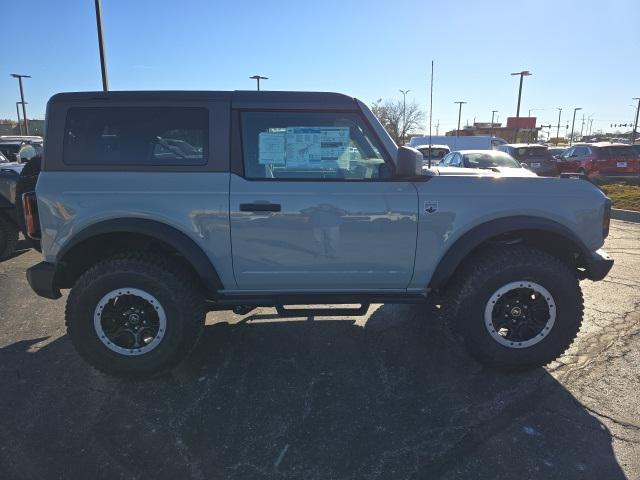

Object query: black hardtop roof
[48,90,359,110]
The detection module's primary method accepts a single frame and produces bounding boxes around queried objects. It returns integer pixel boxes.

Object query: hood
[0,162,24,174]
[426,166,537,178]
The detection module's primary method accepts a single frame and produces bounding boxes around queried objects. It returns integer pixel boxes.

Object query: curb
[611,208,640,223]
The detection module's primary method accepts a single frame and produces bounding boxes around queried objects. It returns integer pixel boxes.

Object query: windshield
[0,151,9,163]
[417,147,449,161]
[463,151,521,168]
[513,147,551,159]
[599,146,637,158]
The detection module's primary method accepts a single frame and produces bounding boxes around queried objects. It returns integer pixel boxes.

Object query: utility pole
[249,75,268,91]
[511,70,531,142]
[15,102,24,135]
[570,107,582,146]
[399,89,410,145]
[435,120,440,135]
[556,108,562,145]
[94,0,109,91]
[632,98,640,144]
[427,60,434,167]
[10,74,30,135]
[454,101,466,150]
[491,110,498,138]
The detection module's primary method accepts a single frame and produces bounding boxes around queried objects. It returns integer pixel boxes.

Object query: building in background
[446,117,540,143]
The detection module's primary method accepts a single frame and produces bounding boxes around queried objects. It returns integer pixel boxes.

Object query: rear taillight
[603,198,612,239]
[22,192,41,240]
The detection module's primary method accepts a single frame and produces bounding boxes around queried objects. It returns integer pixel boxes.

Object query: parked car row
[555,142,640,177]
[413,140,640,178]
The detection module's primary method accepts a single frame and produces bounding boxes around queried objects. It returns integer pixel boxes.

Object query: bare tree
[371,98,424,145]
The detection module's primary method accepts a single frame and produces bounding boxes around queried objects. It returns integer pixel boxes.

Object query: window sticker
[285,127,322,167]
[258,131,286,165]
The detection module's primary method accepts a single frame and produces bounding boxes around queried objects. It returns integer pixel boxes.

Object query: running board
[275,304,370,318]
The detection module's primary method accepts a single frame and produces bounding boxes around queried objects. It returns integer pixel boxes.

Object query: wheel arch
[429,216,592,290]
[56,218,222,296]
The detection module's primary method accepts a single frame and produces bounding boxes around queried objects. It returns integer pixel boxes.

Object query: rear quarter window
[598,146,637,158]
[63,107,209,166]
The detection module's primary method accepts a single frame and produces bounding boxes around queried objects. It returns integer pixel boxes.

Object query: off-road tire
[0,214,19,260]
[65,252,206,378]
[443,245,583,371]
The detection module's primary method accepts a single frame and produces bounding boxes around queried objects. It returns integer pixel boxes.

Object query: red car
[557,143,640,177]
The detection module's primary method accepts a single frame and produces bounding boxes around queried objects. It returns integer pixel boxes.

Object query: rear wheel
[443,245,583,370]
[0,214,18,260]
[66,253,205,378]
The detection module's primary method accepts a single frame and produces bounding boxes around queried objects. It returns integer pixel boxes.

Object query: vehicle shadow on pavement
[0,304,626,480]
[1,239,31,262]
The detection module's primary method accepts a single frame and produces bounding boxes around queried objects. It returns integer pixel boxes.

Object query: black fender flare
[58,218,223,293]
[428,216,591,289]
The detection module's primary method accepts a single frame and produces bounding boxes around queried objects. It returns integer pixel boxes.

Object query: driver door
[229,110,419,291]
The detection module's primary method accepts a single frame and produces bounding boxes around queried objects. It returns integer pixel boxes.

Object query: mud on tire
[443,245,583,371]
[65,252,206,378]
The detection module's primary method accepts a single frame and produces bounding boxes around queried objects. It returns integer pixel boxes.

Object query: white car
[432,150,538,177]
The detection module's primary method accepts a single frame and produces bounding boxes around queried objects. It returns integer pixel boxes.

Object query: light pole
[454,101,466,150]
[511,70,531,142]
[490,110,498,138]
[632,98,640,144]
[10,74,30,135]
[570,107,582,146]
[94,0,109,91]
[399,89,410,145]
[15,102,24,135]
[250,75,268,91]
[555,108,562,145]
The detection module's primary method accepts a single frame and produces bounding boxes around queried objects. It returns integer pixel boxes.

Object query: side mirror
[395,146,422,177]
[521,162,529,169]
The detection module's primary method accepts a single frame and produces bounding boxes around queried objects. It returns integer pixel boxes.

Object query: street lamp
[556,108,563,145]
[15,102,27,135]
[570,107,582,146]
[10,74,31,135]
[490,110,498,138]
[632,98,640,144]
[399,89,410,145]
[511,70,531,142]
[94,0,109,91]
[250,75,268,91]
[454,101,466,150]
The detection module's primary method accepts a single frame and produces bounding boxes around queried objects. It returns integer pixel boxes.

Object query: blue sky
[1,0,638,134]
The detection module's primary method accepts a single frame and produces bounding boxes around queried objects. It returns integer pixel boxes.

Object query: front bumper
[584,249,614,281]
[26,261,61,299]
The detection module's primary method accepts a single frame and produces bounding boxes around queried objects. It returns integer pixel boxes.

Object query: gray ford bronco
[24,91,613,378]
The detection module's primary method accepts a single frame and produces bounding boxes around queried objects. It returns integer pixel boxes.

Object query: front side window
[240,111,390,180]
[64,107,208,166]
[463,151,520,168]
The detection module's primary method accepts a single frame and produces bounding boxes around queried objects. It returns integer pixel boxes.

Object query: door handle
[239,203,281,212]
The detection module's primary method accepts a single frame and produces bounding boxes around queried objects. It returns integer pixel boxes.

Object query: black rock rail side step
[275,304,370,318]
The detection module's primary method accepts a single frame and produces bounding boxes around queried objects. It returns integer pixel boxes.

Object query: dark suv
[558,143,640,177]
[497,144,559,177]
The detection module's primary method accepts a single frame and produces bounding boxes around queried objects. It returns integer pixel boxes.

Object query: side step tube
[275,304,370,318]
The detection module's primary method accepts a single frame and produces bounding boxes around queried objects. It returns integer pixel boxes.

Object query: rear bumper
[26,261,61,299]
[584,249,614,281]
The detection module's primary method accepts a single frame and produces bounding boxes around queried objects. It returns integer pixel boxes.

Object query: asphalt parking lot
[1,220,638,480]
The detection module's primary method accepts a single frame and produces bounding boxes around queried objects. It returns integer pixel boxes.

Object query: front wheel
[66,253,205,378]
[444,245,583,370]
